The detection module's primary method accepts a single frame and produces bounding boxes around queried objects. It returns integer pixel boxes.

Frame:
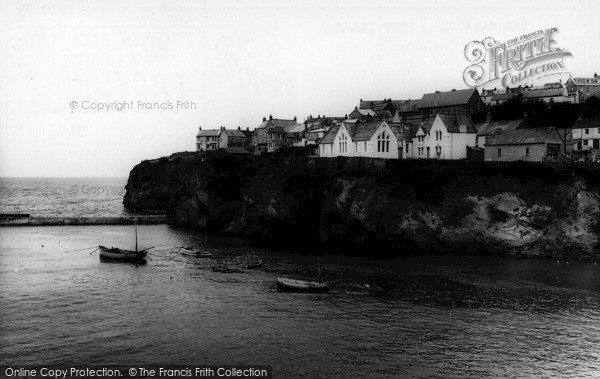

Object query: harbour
[1,224,599,377]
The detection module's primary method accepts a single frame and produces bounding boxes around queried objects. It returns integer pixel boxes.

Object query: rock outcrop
[124,152,600,259]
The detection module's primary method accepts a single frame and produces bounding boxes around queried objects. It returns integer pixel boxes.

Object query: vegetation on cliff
[125,149,600,259]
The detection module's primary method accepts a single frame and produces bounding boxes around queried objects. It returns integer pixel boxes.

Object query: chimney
[199,126,202,131]
[246,126,249,131]
[269,114,273,120]
[345,114,348,119]
[263,116,266,122]
[237,126,241,130]
[318,114,320,118]
[293,116,297,121]
[451,89,456,91]
[354,106,358,110]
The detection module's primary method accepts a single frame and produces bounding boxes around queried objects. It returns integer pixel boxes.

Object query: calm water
[1,225,599,378]
[0,177,129,217]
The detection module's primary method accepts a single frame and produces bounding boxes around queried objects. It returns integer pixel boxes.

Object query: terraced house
[253,116,301,153]
[196,127,249,152]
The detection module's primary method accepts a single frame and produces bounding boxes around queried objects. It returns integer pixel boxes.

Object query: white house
[570,117,600,151]
[319,121,401,159]
[408,113,477,159]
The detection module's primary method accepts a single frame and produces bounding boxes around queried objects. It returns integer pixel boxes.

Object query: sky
[0,0,599,177]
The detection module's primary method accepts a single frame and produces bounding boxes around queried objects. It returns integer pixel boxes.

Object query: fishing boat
[99,246,148,261]
[99,218,151,261]
[277,276,329,292]
[179,247,212,257]
[278,257,328,292]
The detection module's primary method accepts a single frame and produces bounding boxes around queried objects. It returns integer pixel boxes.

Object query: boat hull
[99,246,147,261]
[180,248,212,257]
[277,277,329,292]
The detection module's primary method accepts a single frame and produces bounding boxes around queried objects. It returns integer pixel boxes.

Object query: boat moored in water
[98,245,148,261]
[277,277,329,292]
[179,247,212,257]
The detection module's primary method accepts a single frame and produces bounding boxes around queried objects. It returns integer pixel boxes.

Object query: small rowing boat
[180,247,212,257]
[277,277,329,292]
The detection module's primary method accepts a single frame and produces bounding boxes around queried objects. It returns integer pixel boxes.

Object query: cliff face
[124,152,600,259]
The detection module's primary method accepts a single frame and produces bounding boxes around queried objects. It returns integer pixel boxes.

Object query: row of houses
[196,79,600,162]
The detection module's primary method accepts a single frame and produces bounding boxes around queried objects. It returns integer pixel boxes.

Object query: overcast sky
[1,0,599,177]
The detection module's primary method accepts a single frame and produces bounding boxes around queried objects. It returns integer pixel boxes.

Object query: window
[498,148,502,157]
[585,129,590,135]
[435,146,441,155]
[377,131,390,153]
[338,133,348,153]
[583,140,589,146]
[364,142,367,151]
[405,144,409,154]
[525,147,529,156]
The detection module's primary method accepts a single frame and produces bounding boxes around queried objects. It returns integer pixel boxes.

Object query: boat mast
[135,217,138,252]
[317,257,321,283]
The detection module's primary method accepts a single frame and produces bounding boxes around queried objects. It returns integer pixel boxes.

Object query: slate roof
[197,129,222,137]
[571,117,600,130]
[438,114,477,133]
[486,127,563,146]
[405,117,435,138]
[417,89,477,109]
[222,129,247,138]
[256,119,299,130]
[319,124,341,144]
[396,100,419,113]
[491,92,517,102]
[522,88,566,99]
[345,121,384,141]
[475,119,526,136]
[390,124,411,141]
[355,109,377,116]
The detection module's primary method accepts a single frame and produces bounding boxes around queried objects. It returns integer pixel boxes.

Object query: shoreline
[0,215,168,226]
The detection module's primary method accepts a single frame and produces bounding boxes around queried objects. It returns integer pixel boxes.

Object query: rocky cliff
[124,151,600,259]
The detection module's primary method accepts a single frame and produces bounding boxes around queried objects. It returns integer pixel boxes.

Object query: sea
[1,178,600,378]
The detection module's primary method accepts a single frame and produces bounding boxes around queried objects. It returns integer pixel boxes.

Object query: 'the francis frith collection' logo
[463,27,572,88]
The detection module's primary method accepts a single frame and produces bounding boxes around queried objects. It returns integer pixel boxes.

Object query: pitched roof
[222,129,247,138]
[522,88,566,99]
[390,124,411,141]
[256,118,298,130]
[491,92,517,102]
[345,121,384,141]
[417,89,478,109]
[197,129,222,137]
[486,127,563,146]
[571,117,600,130]
[319,124,341,144]
[405,117,435,137]
[475,119,526,136]
[437,114,477,133]
[396,100,419,113]
[355,108,377,116]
